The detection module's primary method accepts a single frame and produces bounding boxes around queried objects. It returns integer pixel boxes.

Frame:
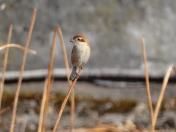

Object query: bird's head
[70,34,89,45]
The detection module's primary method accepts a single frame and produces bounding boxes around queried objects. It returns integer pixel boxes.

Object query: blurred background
[0,0,176,131]
[0,0,176,70]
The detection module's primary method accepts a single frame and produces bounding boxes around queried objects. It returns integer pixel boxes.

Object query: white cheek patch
[77,42,87,45]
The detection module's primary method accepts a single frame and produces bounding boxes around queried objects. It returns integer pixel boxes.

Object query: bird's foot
[69,72,79,81]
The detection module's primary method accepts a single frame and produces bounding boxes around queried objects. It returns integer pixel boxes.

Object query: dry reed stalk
[56,26,75,132]
[38,79,49,132]
[0,44,36,54]
[70,90,75,132]
[140,37,154,128]
[52,70,81,132]
[0,24,13,110]
[10,8,37,132]
[38,28,57,132]
[56,26,70,81]
[152,65,173,130]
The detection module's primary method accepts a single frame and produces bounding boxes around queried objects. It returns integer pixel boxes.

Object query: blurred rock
[127,103,150,128]
[100,113,126,125]
[76,102,99,127]
[157,110,176,129]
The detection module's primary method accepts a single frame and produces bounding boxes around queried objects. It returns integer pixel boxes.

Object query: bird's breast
[71,44,90,67]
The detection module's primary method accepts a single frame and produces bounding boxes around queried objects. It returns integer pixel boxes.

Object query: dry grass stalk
[140,37,154,128]
[38,28,57,132]
[52,70,81,132]
[38,79,49,132]
[10,8,37,132]
[56,26,75,132]
[56,26,70,81]
[152,65,173,130]
[70,90,75,132]
[0,24,13,110]
[0,44,36,54]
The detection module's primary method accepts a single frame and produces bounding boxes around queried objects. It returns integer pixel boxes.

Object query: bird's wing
[71,46,79,65]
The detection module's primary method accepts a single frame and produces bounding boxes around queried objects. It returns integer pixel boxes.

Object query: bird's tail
[69,66,78,81]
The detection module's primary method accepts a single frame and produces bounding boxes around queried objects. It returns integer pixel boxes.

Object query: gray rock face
[0,0,175,71]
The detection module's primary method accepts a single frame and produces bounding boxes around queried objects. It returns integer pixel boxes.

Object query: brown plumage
[69,34,90,81]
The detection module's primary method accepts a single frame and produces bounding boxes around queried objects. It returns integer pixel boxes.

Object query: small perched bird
[69,34,90,81]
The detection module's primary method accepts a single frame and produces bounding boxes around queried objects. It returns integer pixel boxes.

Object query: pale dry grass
[10,8,37,132]
[139,37,174,132]
[52,70,81,132]
[0,44,36,54]
[38,28,57,132]
[56,26,75,132]
[0,24,13,110]
[140,37,154,129]
[152,65,173,130]
[0,28,36,118]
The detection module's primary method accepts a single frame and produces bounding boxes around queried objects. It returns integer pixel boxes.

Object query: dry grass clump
[140,37,174,132]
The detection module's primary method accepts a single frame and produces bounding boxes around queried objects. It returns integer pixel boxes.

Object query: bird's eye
[77,37,84,42]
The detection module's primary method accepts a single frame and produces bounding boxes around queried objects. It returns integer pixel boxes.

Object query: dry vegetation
[0,8,175,132]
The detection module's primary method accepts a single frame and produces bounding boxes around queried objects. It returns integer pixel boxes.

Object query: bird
[69,34,91,81]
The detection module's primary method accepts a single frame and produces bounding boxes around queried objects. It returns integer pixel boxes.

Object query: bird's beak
[70,39,73,43]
